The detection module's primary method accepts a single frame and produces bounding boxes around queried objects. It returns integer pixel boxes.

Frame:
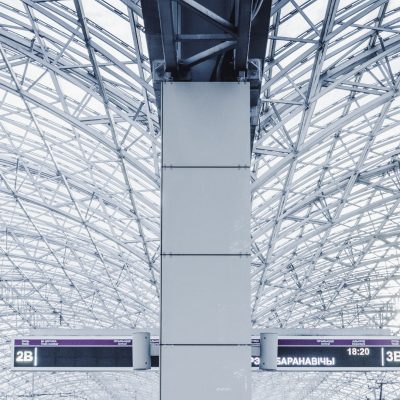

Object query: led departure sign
[13,338,133,370]
[275,337,400,371]
[13,335,153,371]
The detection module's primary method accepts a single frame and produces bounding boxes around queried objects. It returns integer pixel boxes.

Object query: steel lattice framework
[0,0,399,398]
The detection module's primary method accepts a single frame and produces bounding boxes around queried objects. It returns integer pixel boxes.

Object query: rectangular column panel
[162,255,250,344]
[162,168,249,254]
[161,82,251,400]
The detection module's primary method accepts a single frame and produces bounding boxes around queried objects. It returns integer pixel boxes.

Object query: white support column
[160,82,251,400]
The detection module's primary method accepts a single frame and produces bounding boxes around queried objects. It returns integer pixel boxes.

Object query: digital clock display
[346,347,370,356]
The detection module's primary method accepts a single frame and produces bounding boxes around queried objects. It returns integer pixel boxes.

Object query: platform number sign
[386,349,400,364]
[16,350,33,362]
[14,348,37,367]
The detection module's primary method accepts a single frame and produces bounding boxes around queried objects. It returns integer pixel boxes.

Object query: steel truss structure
[0,0,399,398]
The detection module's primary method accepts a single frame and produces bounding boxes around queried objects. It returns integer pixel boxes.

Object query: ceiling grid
[0,0,399,398]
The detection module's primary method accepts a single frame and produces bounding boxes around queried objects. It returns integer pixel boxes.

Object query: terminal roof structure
[0,0,400,398]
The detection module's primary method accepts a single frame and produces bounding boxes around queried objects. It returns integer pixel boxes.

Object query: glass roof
[0,0,400,398]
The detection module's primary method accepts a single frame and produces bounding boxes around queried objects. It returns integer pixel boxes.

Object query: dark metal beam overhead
[235,0,253,71]
[157,0,178,71]
[248,0,272,145]
[141,0,273,146]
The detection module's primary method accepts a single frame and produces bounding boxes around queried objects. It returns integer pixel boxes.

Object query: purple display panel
[14,338,132,347]
[278,338,400,347]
